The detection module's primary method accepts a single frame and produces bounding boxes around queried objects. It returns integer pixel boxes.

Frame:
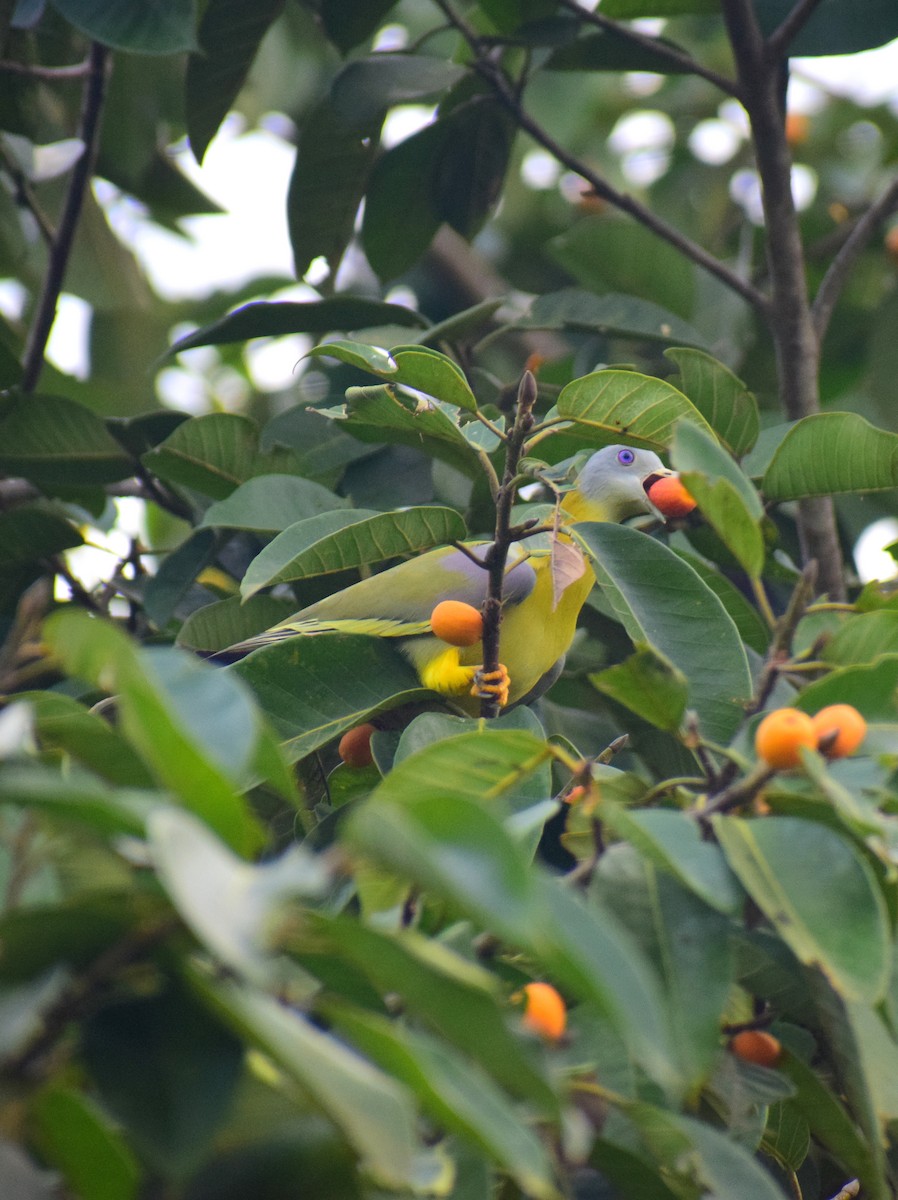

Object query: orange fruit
[564,784,588,805]
[729,1029,782,1068]
[647,475,697,519]
[886,226,898,266]
[811,704,867,759]
[338,722,376,768]
[754,708,817,770]
[430,599,483,647]
[784,112,810,147]
[521,982,567,1042]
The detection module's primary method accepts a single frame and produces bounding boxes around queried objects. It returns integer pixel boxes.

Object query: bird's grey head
[568,444,672,523]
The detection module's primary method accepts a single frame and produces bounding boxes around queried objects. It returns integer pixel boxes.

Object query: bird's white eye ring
[617,448,635,465]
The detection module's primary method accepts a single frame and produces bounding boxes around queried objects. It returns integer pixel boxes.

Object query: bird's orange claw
[471,664,511,708]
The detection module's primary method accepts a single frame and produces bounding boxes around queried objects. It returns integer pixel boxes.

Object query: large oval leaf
[762,413,898,501]
[665,347,759,457]
[0,393,133,485]
[201,474,347,533]
[49,0,196,54]
[713,815,891,1003]
[307,342,477,412]
[577,523,752,742]
[556,370,713,452]
[240,506,467,598]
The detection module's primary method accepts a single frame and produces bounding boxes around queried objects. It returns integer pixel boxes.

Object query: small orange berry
[784,112,810,147]
[524,352,547,375]
[647,475,697,519]
[811,704,867,759]
[729,1029,782,1068]
[338,722,376,768]
[754,708,817,770]
[521,982,567,1042]
[564,784,588,805]
[430,599,483,647]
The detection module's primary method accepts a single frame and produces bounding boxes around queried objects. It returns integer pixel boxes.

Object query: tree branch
[0,57,92,79]
[21,42,110,393]
[721,0,845,598]
[812,176,898,341]
[766,0,827,60]
[557,0,742,98]
[432,0,771,318]
[479,370,538,719]
[0,140,55,246]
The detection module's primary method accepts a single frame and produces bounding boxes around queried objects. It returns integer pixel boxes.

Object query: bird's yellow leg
[420,646,478,697]
[471,665,511,709]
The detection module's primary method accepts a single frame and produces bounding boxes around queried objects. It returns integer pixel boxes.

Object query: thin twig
[21,43,110,393]
[432,0,770,318]
[812,175,898,341]
[0,58,92,79]
[0,140,56,245]
[766,0,827,60]
[747,560,818,719]
[557,0,741,97]
[479,370,539,718]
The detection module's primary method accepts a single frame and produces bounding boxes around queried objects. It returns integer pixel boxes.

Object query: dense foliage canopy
[1,2,898,1198]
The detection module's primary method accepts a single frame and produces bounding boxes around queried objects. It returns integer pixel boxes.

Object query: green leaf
[240,506,467,598]
[43,611,265,854]
[317,0,400,54]
[601,807,743,914]
[713,815,891,1004]
[230,634,427,763]
[794,655,898,720]
[168,299,427,355]
[760,1102,810,1173]
[577,523,753,742]
[546,29,692,72]
[307,342,478,412]
[0,508,82,564]
[48,0,197,54]
[556,370,713,452]
[0,766,159,839]
[143,527,219,630]
[143,413,308,500]
[195,976,421,1190]
[301,914,558,1114]
[29,1087,139,1200]
[821,611,898,665]
[0,393,134,485]
[641,1110,788,1200]
[762,413,898,501]
[595,850,734,1089]
[664,348,759,458]
[754,0,898,55]
[845,1000,898,1125]
[321,1003,560,1200]
[550,219,696,320]
[287,98,380,279]
[600,0,716,13]
[317,384,482,476]
[15,691,154,788]
[673,551,771,654]
[520,288,707,349]
[331,55,467,129]
[177,595,298,654]
[149,807,330,984]
[201,474,346,533]
[589,644,688,732]
[186,0,285,164]
[672,422,765,579]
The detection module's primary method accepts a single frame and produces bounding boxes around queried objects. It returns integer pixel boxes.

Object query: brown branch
[722,0,844,599]
[812,176,898,342]
[21,43,110,393]
[766,0,827,60]
[432,0,771,318]
[479,370,538,719]
[0,141,55,246]
[746,560,819,718]
[557,0,742,98]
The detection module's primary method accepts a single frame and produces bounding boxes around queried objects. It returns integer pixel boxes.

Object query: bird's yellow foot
[471,664,511,709]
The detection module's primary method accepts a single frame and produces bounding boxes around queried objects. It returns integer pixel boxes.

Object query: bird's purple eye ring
[617,448,635,465]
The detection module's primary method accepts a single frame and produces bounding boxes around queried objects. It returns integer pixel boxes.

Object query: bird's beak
[641,465,675,499]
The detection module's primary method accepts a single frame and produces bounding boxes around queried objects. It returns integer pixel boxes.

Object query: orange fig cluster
[338,722,376,768]
[520,982,567,1042]
[430,599,483,647]
[729,1029,782,1068]
[754,704,867,770]
[646,475,698,519]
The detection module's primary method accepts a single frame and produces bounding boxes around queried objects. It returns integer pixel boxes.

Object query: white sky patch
[372,23,409,52]
[610,110,675,186]
[855,517,898,583]
[520,149,561,189]
[382,105,436,149]
[624,72,664,97]
[795,39,898,107]
[45,293,91,379]
[0,279,26,320]
[244,334,310,392]
[689,118,743,165]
